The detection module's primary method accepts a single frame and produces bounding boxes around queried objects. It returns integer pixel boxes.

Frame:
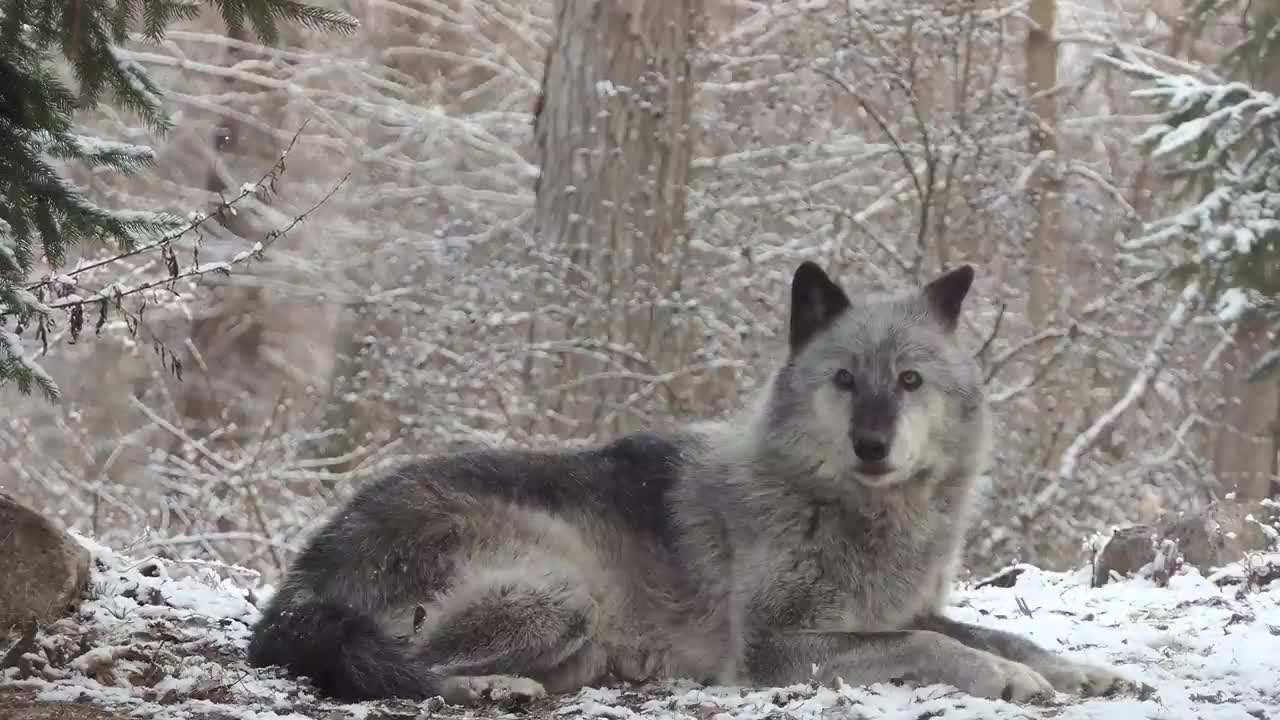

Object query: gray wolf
[248,262,1132,705]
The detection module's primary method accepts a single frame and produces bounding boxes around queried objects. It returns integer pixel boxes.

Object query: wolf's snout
[852,435,890,463]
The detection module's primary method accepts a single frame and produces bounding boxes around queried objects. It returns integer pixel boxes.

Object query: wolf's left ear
[922,265,974,332]
[790,261,851,352]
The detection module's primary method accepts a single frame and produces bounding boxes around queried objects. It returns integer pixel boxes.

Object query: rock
[1091,525,1156,587]
[0,492,91,638]
[1092,500,1280,588]
[1160,500,1278,572]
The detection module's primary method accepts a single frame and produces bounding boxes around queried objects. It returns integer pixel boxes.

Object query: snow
[0,329,60,398]
[231,242,266,264]
[3,535,1280,719]
[69,134,156,161]
[106,209,176,226]
[10,287,55,315]
[109,49,165,116]
[1149,116,1213,159]
[1214,288,1252,323]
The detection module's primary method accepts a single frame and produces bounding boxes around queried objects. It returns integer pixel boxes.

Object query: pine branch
[0,0,361,379]
[1101,34,1280,385]
[0,122,347,399]
[17,121,312,300]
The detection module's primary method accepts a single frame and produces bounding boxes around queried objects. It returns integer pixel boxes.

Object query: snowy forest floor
[3,535,1280,720]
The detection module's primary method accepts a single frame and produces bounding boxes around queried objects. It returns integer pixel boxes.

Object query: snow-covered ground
[3,534,1279,720]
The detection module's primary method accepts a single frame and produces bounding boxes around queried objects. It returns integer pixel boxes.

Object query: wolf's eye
[833,369,856,391]
[899,370,923,390]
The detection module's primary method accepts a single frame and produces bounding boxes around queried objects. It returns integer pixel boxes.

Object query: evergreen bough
[0,0,356,399]
[1104,0,1280,379]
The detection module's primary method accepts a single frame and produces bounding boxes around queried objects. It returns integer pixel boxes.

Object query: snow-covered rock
[2,535,1279,719]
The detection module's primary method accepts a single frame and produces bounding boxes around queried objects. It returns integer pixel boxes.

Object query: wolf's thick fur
[249,263,1130,705]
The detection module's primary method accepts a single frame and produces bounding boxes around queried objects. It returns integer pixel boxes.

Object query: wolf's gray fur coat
[248,263,1131,705]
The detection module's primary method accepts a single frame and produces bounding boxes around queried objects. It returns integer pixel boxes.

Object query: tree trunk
[1213,309,1280,503]
[528,0,703,438]
[1025,0,1062,332]
[1025,0,1070,468]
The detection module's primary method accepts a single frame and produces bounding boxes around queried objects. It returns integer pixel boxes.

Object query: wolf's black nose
[853,437,889,462]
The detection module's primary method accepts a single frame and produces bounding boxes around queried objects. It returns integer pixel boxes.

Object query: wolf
[248,262,1132,706]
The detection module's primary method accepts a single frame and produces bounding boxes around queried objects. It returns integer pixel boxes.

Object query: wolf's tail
[247,594,440,701]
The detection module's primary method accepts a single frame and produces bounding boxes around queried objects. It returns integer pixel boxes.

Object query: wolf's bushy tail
[247,595,440,701]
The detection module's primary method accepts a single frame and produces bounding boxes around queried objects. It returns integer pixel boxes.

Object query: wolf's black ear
[790,261,851,351]
[922,265,974,332]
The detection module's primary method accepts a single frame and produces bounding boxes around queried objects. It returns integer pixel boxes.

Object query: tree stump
[0,493,90,638]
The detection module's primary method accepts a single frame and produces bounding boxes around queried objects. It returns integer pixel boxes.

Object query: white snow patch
[1214,287,1252,323]
[1150,116,1213,158]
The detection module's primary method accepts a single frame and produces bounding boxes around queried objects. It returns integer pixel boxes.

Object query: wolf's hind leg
[412,569,601,702]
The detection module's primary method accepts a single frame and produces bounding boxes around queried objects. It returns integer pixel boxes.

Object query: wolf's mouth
[854,462,895,478]
[854,466,902,488]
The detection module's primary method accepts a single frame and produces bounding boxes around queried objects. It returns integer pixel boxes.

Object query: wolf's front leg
[745,629,1054,703]
[912,614,1131,697]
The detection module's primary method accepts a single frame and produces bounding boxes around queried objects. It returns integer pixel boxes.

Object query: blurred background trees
[2,0,1278,581]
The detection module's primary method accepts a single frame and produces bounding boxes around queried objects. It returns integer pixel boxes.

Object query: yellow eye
[900,370,922,390]
[833,369,856,391]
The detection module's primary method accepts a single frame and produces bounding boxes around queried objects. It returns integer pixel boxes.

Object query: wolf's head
[763,262,988,491]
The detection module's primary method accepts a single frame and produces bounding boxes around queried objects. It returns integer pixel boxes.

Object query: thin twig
[21,121,312,298]
[975,302,1007,364]
[42,171,348,314]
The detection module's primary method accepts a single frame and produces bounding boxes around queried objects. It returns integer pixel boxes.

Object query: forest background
[3,0,1280,583]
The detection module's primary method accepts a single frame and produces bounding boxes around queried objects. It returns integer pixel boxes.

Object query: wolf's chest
[806,509,959,630]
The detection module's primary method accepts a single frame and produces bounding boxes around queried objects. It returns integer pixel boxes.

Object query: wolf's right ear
[790,261,851,352]
[922,264,975,332]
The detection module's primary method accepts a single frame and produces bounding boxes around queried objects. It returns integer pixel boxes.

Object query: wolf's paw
[439,674,547,707]
[964,657,1055,703]
[1036,660,1135,697]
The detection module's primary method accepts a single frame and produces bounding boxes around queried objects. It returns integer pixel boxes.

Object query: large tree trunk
[527,0,703,438]
[1025,0,1071,471]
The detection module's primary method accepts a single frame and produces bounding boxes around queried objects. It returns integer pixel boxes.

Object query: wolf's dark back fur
[426,431,686,546]
[247,432,689,699]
